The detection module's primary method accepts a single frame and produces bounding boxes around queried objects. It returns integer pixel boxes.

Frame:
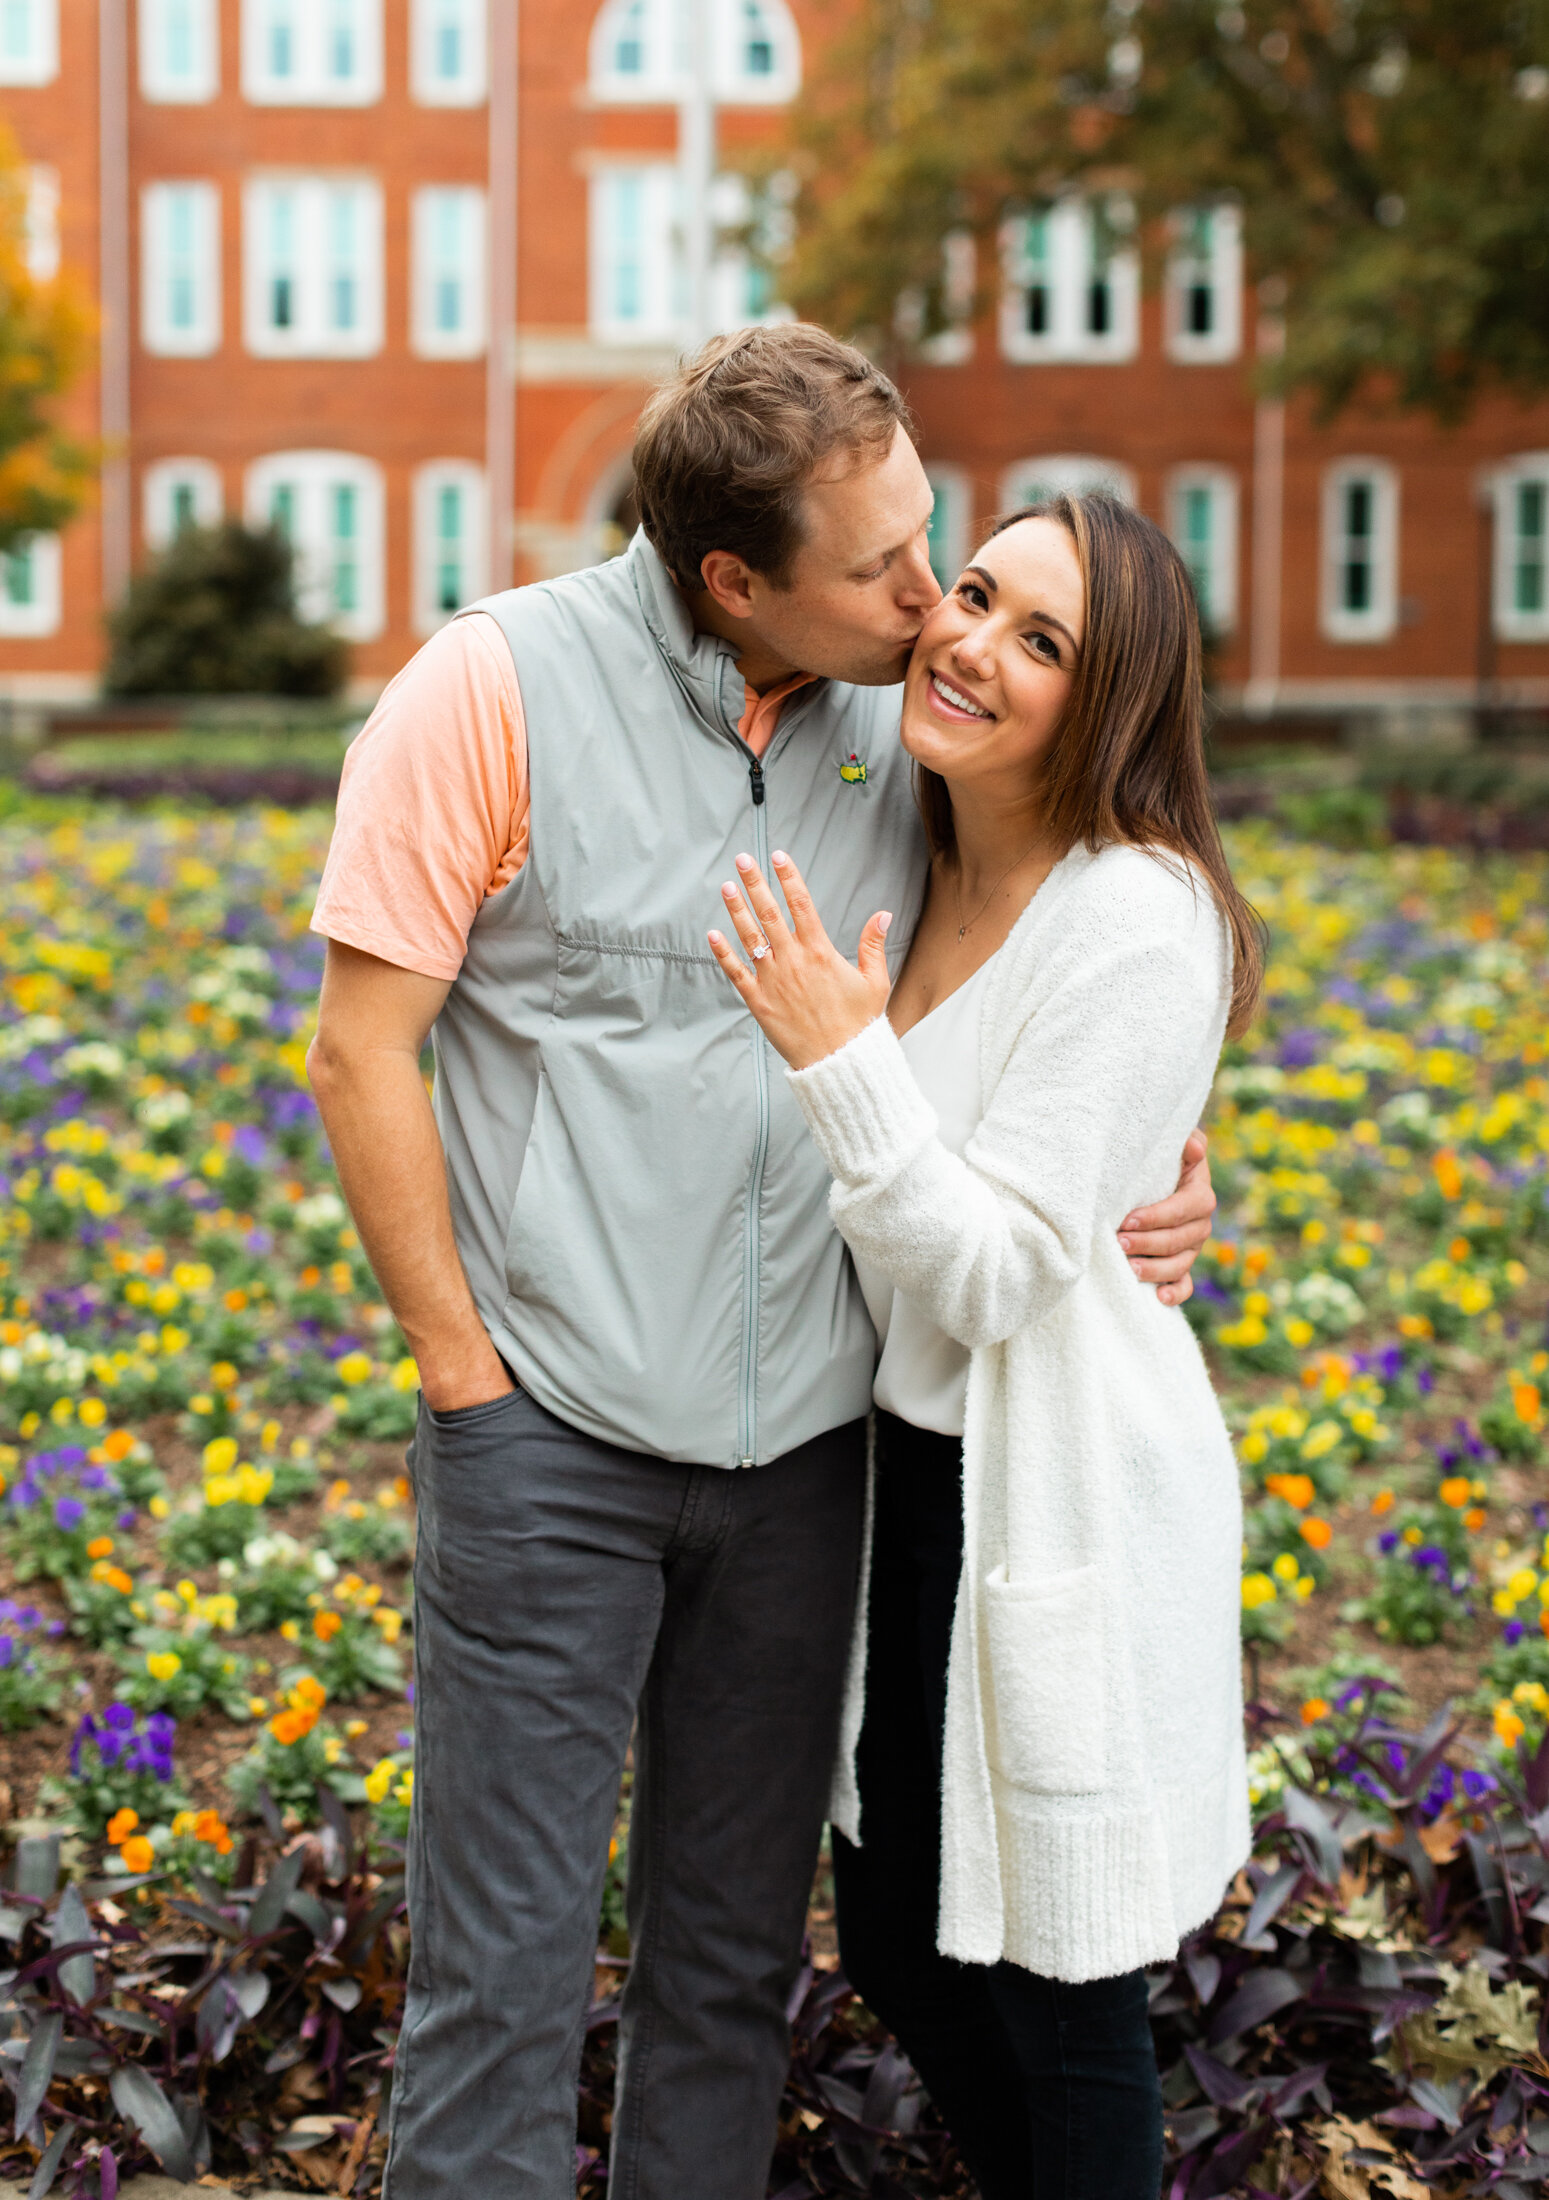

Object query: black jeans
[387,1384,867,2200]
[832,1411,1163,2200]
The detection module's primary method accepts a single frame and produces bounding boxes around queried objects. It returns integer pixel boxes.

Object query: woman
[706,494,1261,2199]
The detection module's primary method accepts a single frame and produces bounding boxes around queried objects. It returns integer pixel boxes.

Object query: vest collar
[625,527,823,744]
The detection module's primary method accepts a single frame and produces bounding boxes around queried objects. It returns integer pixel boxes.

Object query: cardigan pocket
[981,1562,1109,1795]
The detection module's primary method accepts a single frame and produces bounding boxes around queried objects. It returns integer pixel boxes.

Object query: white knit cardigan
[789,842,1250,1984]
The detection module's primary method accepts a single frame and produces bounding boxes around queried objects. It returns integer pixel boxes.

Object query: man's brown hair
[632,324,912,591]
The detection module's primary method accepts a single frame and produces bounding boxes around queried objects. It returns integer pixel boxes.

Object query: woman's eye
[1029,632,1060,664]
[957,581,989,610]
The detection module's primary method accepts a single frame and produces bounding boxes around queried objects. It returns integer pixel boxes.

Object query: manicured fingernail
[708,930,724,948]
[1121,1215,1139,1231]
[736,852,755,872]
[772,850,789,868]
[1129,1260,1143,1277]
[879,912,892,934]
[1118,1233,1133,1251]
[722,882,738,899]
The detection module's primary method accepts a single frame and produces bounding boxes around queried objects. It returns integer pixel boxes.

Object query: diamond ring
[751,942,770,961]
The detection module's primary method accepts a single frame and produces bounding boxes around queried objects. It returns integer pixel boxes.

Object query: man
[307,324,1216,2200]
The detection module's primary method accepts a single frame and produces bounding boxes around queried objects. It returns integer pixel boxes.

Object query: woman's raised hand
[708,851,893,1072]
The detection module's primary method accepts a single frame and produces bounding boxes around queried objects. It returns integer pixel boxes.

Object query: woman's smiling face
[900,515,1086,793]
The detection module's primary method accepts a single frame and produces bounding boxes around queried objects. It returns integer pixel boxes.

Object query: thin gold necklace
[953,848,1041,941]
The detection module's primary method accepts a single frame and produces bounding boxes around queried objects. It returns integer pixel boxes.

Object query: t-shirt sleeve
[311,612,530,982]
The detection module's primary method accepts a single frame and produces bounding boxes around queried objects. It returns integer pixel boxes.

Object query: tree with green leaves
[787,0,1549,417]
[0,133,93,549]
[103,523,347,697]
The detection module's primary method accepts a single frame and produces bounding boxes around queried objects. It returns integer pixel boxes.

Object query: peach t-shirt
[311,612,810,982]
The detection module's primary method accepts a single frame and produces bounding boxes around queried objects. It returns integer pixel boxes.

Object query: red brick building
[1,0,1546,718]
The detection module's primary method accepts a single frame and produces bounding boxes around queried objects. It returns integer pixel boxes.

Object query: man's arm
[1119,1128,1216,1308]
[306,939,514,1414]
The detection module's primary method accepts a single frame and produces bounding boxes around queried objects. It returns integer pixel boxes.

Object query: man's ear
[698,549,758,621]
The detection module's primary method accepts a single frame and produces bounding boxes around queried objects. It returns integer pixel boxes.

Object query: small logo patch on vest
[839,753,868,785]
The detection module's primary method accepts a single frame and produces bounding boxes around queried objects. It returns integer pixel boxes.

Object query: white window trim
[243,175,384,360]
[588,162,683,344]
[999,197,1139,365]
[139,0,220,102]
[588,0,801,105]
[0,532,62,636]
[0,0,58,86]
[999,455,1137,511]
[1492,453,1549,643]
[143,458,224,549]
[141,181,223,358]
[241,0,383,106]
[1166,465,1239,635]
[244,450,385,642]
[1164,203,1243,364]
[411,0,487,104]
[411,187,488,359]
[898,231,976,365]
[1321,459,1400,643]
[924,465,971,587]
[413,461,489,633]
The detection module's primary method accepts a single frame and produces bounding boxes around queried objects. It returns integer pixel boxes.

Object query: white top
[853,955,999,1438]
[788,843,1248,1985]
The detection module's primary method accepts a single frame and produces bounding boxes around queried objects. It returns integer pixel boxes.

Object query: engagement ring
[751,942,770,961]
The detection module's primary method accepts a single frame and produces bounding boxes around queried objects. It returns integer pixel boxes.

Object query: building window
[414,462,488,632]
[897,232,976,365]
[412,188,487,357]
[999,197,1138,364]
[1490,456,1549,642]
[244,177,383,357]
[411,0,485,103]
[140,0,219,101]
[924,466,970,587]
[1000,455,1137,511]
[245,451,384,640]
[0,0,57,84]
[1166,467,1239,634]
[24,164,59,281]
[589,163,788,344]
[242,0,381,104]
[142,182,222,356]
[143,458,224,549]
[1321,461,1399,642]
[1164,205,1243,364]
[0,532,61,635]
[588,0,799,102]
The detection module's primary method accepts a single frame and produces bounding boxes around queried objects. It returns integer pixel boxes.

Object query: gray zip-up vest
[431,532,928,1468]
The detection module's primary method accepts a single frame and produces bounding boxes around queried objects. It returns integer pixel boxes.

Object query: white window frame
[413,461,488,633]
[999,197,1138,365]
[241,0,382,106]
[243,175,384,359]
[924,465,971,588]
[0,0,58,85]
[1321,460,1399,642]
[1492,454,1549,642]
[411,0,486,104]
[143,458,224,549]
[1166,466,1239,635]
[24,164,59,282]
[0,532,61,635]
[1164,203,1242,364]
[411,187,488,358]
[139,0,220,101]
[897,230,975,365]
[588,0,800,103]
[589,162,683,342]
[141,181,222,357]
[244,450,385,642]
[999,455,1137,511]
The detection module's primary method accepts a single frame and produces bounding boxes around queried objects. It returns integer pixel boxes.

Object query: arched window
[589,0,799,102]
[244,450,385,641]
[1000,456,1136,510]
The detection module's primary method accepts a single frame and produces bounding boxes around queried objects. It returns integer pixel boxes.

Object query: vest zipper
[738,755,771,1465]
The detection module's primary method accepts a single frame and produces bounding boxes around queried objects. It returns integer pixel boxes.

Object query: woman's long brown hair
[913,492,1265,1037]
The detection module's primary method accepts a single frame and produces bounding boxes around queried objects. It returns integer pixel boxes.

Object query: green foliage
[788,0,1549,418]
[113,1626,253,1722]
[103,523,347,699]
[0,138,94,554]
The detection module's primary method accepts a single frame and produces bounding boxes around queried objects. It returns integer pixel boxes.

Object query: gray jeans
[384,1384,867,2200]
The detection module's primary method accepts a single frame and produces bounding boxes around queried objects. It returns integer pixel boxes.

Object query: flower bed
[0,802,1546,2197]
